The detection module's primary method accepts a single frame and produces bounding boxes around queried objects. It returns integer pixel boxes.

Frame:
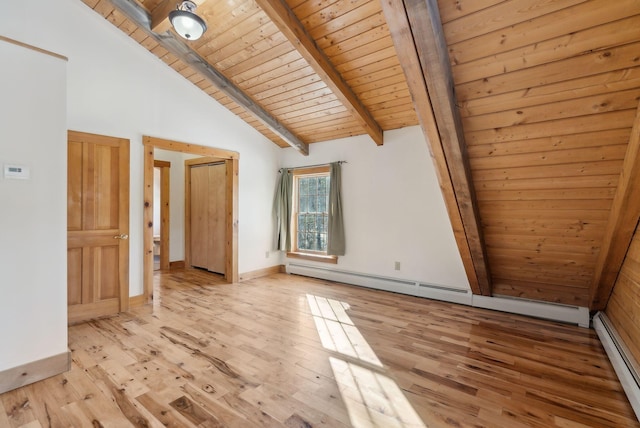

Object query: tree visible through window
[293,168,330,254]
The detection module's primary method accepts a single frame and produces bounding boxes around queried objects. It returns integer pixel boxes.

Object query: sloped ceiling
[83,0,640,311]
[83,0,419,154]
[384,0,640,310]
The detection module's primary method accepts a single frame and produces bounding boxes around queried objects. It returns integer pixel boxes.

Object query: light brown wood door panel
[190,164,209,269]
[188,161,226,274]
[67,131,129,324]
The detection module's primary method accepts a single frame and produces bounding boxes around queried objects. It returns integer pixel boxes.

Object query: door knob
[114,234,129,240]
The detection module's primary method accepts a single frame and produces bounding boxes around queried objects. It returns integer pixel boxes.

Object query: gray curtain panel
[272,169,293,251]
[327,162,346,256]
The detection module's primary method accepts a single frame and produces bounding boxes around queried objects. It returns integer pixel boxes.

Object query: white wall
[1,0,282,295]
[0,40,68,370]
[279,127,470,290]
[1,0,468,309]
[153,167,161,236]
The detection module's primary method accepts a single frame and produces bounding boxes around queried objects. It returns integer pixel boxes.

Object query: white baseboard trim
[0,351,71,394]
[593,312,640,420]
[472,295,589,328]
[286,263,590,327]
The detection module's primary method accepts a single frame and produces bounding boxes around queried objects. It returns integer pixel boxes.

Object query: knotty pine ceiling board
[437,0,640,306]
[83,0,417,146]
[198,0,363,143]
[299,0,417,131]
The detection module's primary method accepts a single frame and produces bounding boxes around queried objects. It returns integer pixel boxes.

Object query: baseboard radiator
[286,263,590,328]
[593,312,640,420]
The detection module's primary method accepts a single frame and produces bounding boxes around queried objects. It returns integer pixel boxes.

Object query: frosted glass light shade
[169,10,207,40]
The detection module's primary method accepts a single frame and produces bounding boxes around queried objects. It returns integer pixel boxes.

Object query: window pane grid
[297,175,330,253]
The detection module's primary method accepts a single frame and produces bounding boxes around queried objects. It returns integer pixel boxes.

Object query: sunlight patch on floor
[307,294,427,428]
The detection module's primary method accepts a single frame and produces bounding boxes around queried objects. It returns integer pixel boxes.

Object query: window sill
[286,252,338,264]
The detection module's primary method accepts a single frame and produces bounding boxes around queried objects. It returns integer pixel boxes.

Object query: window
[288,166,337,263]
[295,169,329,252]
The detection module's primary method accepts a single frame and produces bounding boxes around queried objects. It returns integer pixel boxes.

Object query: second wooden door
[189,161,226,274]
[67,131,129,324]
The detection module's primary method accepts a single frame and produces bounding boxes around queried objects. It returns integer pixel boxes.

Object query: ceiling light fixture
[169,0,207,41]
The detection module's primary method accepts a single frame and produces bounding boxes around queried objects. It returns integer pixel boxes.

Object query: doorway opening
[142,136,239,303]
[153,160,171,271]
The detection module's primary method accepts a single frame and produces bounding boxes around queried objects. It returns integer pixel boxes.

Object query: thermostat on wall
[4,164,30,180]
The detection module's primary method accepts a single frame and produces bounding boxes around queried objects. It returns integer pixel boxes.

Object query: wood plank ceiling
[384,0,640,309]
[83,0,418,153]
[83,0,640,310]
[444,0,640,309]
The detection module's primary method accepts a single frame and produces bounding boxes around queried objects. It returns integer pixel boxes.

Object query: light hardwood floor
[1,269,638,427]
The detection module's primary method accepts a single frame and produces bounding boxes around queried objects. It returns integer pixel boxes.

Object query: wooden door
[189,161,226,274]
[67,131,129,324]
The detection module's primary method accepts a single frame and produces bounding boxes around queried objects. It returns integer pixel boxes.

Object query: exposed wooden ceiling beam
[590,101,640,310]
[381,0,491,295]
[380,0,481,294]
[150,0,177,34]
[108,0,309,155]
[255,0,384,146]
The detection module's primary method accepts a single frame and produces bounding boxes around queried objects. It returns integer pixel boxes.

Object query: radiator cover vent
[286,263,589,327]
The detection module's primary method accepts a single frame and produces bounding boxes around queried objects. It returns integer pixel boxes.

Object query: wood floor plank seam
[0,269,638,427]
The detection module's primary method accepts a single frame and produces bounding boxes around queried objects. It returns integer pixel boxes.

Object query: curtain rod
[278,161,347,173]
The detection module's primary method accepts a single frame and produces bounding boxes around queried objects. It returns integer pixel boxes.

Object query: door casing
[142,136,239,302]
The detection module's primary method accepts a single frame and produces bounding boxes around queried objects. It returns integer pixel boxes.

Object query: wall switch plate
[4,164,30,180]
[394,261,401,270]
